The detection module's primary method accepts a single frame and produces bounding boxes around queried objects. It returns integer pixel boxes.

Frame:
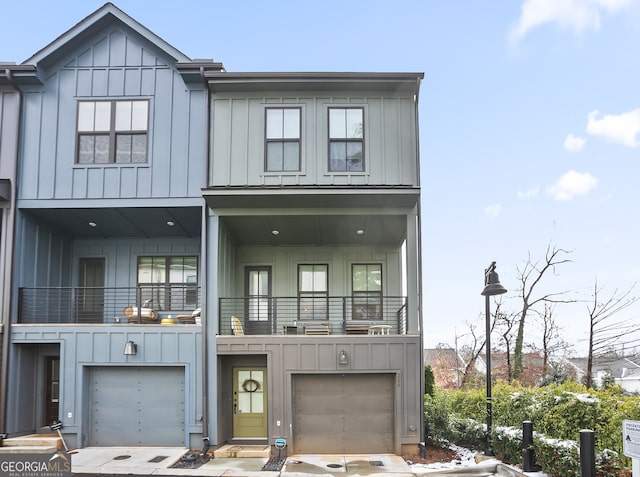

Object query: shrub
[423,391,449,443]
[425,382,639,475]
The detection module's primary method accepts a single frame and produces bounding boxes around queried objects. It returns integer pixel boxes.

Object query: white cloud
[586,109,640,147]
[547,170,598,200]
[510,0,637,43]
[564,133,586,152]
[517,187,540,199]
[484,204,503,218]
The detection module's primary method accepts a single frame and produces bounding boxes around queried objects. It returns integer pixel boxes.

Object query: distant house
[424,348,465,388]
[569,356,640,392]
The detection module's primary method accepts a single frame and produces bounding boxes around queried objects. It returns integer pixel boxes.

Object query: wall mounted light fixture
[123,340,137,356]
[338,349,348,365]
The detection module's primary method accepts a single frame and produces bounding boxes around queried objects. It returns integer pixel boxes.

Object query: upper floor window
[328,107,364,172]
[265,108,301,172]
[298,264,328,320]
[77,100,149,164]
[352,263,382,320]
[137,256,198,311]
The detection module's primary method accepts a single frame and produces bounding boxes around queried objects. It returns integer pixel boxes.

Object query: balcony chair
[231,316,244,336]
[345,321,371,335]
[304,322,330,335]
[177,308,201,324]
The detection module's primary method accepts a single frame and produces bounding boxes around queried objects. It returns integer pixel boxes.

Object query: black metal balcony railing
[219,296,408,336]
[18,286,201,324]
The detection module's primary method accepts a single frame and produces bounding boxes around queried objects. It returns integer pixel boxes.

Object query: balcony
[218,296,407,336]
[18,286,202,324]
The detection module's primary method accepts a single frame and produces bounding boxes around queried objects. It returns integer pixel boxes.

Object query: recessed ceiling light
[271,230,280,235]
[356,229,365,235]
[167,221,175,227]
[88,222,97,228]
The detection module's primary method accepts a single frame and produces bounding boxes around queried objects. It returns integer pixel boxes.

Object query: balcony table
[368,324,391,335]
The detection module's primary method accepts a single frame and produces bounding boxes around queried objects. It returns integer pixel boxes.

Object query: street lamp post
[481,261,507,456]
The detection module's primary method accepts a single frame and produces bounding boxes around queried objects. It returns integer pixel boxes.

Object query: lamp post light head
[481,261,507,296]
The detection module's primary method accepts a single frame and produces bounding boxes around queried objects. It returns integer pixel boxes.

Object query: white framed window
[137,256,198,310]
[352,263,382,320]
[265,107,301,172]
[77,100,149,164]
[298,264,328,320]
[328,107,364,172]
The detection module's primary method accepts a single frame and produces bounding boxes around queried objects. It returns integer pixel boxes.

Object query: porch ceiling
[22,207,201,238]
[220,214,407,246]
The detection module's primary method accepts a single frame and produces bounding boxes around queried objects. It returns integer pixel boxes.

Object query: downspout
[0,68,20,436]
[199,64,210,456]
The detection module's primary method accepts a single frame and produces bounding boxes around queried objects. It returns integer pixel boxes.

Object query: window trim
[351,263,383,321]
[298,263,329,321]
[327,106,365,173]
[76,99,150,165]
[264,106,302,173]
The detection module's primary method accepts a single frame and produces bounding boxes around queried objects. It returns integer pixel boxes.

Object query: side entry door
[244,266,271,334]
[78,258,105,322]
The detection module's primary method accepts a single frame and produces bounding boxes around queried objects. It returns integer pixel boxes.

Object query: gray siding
[216,335,422,454]
[73,238,201,288]
[18,26,207,202]
[14,214,199,290]
[210,94,418,188]
[9,325,203,448]
[15,214,73,288]
[0,90,20,181]
[234,245,402,297]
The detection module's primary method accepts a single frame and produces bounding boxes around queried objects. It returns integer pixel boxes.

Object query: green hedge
[424,382,638,476]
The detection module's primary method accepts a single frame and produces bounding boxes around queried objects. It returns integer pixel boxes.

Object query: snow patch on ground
[408,444,481,471]
[409,445,550,476]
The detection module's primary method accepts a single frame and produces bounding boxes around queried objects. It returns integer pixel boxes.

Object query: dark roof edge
[23,2,192,66]
[204,71,424,82]
[204,71,424,94]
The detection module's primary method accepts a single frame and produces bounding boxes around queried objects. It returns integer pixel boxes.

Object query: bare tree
[585,279,638,388]
[458,321,485,388]
[458,306,501,388]
[494,299,517,383]
[530,303,572,378]
[513,243,573,379]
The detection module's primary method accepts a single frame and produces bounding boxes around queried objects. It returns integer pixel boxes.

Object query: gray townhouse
[1,3,425,456]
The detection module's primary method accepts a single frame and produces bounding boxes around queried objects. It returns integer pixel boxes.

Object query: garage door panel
[293,373,394,454]
[89,367,185,446]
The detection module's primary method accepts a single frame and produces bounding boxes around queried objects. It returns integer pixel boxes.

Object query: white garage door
[90,366,185,446]
[293,373,394,454]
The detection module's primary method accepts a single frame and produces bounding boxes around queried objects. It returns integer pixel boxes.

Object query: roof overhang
[202,186,420,210]
[203,71,423,94]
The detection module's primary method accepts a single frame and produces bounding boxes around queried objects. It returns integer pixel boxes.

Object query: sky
[2,0,640,356]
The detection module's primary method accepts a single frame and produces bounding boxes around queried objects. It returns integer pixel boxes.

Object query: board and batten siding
[210,94,418,188]
[233,245,402,297]
[217,335,423,453]
[9,325,203,448]
[73,238,201,288]
[0,90,20,181]
[18,27,207,202]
